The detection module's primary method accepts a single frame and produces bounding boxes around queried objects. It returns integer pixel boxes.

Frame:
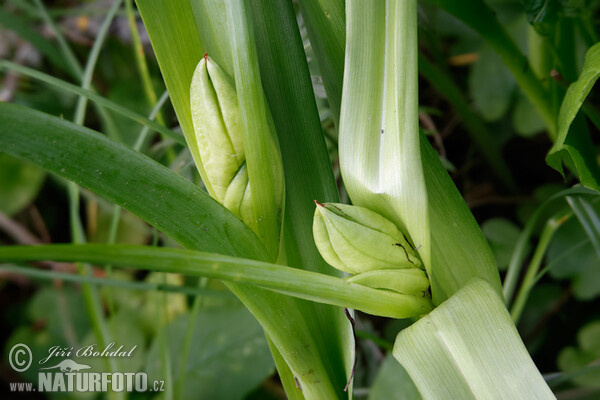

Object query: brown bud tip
[203,53,209,61]
[314,200,325,207]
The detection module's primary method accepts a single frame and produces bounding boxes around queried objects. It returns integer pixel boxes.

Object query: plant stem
[0,244,435,320]
[174,277,208,399]
[510,217,565,323]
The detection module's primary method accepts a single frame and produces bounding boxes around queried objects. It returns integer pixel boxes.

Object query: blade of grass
[124,0,165,127]
[0,264,233,298]
[0,244,433,319]
[566,196,600,259]
[0,61,184,145]
[510,216,567,323]
[0,7,72,75]
[503,186,598,304]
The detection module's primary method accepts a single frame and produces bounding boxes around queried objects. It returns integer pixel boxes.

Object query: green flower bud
[190,55,244,201]
[313,202,421,274]
[346,269,429,296]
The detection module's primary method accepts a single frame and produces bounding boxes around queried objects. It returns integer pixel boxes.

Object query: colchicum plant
[1,0,600,399]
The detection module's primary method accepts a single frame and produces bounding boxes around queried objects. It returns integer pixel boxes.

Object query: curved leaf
[547,43,600,191]
[0,244,433,319]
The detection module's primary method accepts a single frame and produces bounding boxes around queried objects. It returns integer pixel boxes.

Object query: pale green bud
[190,55,256,229]
[313,202,421,274]
[346,269,429,296]
[190,55,245,202]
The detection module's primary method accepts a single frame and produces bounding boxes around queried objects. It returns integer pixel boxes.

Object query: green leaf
[558,320,600,388]
[547,43,600,191]
[0,154,45,216]
[0,61,184,145]
[146,307,274,400]
[393,279,555,400]
[468,45,515,121]
[0,244,433,319]
[0,102,359,398]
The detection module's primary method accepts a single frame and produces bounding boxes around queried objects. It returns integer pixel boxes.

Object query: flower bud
[190,55,244,202]
[189,55,272,234]
[313,202,421,274]
[346,269,429,296]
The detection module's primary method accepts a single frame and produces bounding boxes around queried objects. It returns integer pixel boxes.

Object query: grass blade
[0,61,184,144]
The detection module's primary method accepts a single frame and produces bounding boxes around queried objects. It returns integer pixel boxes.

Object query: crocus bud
[190,55,244,201]
[313,202,421,274]
[346,269,429,296]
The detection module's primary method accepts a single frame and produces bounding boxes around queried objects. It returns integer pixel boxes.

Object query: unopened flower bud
[313,202,420,274]
[190,55,244,202]
[346,269,429,296]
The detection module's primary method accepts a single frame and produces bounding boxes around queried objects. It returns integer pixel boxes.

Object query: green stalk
[427,0,556,137]
[174,277,208,399]
[340,0,430,269]
[418,54,516,192]
[510,217,564,323]
[0,244,434,320]
[124,0,165,127]
[0,264,232,298]
[31,0,82,78]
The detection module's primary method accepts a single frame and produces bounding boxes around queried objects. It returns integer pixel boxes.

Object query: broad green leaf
[0,103,356,398]
[0,154,45,216]
[547,43,600,191]
[369,355,422,400]
[393,279,555,400]
[421,133,502,303]
[468,45,515,121]
[340,0,430,270]
[146,307,274,400]
[0,244,433,319]
[558,320,600,388]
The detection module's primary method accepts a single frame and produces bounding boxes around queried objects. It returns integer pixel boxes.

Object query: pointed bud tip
[314,200,325,208]
[203,52,209,61]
